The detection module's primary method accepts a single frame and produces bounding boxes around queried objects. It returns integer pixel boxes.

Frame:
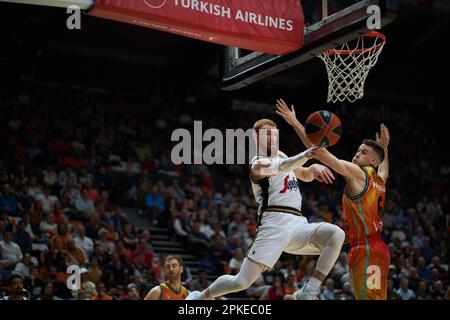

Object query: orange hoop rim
[322,31,387,56]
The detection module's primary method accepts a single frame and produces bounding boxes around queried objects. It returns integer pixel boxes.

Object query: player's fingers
[376,132,379,141]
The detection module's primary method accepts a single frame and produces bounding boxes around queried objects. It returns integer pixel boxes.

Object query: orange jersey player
[341,165,390,300]
[144,255,189,300]
[276,99,391,300]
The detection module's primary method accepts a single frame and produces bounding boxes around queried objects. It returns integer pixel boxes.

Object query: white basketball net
[318,31,386,103]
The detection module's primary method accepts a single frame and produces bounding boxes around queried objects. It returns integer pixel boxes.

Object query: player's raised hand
[376,123,390,150]
[275,98,299,126]
[310,163,335,184]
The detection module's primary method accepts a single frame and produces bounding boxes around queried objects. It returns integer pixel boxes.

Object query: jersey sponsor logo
[366,265,381,290]
[279,175,299,193]
[373,221,383,232]
[372,181,386,192]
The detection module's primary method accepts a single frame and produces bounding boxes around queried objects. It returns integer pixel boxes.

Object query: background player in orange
[276,99,390,300]
[144,255,189,300]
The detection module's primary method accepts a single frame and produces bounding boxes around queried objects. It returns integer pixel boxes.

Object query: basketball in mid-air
[305,110,342,147]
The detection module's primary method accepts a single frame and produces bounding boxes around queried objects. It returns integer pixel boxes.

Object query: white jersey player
[186,119,345,300]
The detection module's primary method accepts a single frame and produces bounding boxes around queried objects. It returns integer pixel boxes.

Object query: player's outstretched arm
[251,147,318,181]
[294,164,335,184]
[276,98,365,182]
[376,123,390,182]
[144,286,161,300]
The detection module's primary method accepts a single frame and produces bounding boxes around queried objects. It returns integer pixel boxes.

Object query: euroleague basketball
[305,110,342,147]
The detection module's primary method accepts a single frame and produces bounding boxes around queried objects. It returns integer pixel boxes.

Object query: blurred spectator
[36,185,58,214]
[228,248,244,275]
[0,184,17,217]
[189,269,211,292]
[37,281,61,300]
[265,275,285,300]
[396,278,415,300]
[320,278,337,300]
[74,225,94,262]
[0,230,23,269]
[338,282,355,300]
[91,282,113,300]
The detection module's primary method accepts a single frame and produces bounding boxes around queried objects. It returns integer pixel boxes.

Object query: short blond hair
[253,119,277,133]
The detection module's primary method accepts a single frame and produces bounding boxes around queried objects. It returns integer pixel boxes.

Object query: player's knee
[233,274,252,291]
[332,226,345,247]
[312,223,344,249]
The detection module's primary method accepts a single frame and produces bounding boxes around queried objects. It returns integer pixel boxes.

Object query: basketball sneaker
[293,285,320,300]
[185,291,202,300]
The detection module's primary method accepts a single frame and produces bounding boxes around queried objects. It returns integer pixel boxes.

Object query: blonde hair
[253,119,277,133]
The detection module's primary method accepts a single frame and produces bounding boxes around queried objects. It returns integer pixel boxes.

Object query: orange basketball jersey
[159,281,189,300]
[342,166,386,245]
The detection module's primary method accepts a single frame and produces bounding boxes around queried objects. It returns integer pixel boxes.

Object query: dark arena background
[0,0,448,307]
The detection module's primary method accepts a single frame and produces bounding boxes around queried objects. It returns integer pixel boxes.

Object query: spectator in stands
[396,278,415,300]
[0,230,23,270]
[416,256,432,283]
[0,184,17,217]
[74,188,95,220]
[96,228,115,255]
[338,282,355,300]
[51,223,72,250]
[39,213,58,243]
[284,274,299,295]
[36,185,58,214]
[189,269,212,292]
[13,253,36,279]
[145,186,165,225]
[126,283,141,300]
[74,225,94,262]
[128,253,149,283]
[91,282,113,300]
[12,220,32,254]
[87,256,103,285]
[38,281,61,300]
[66,239,85,266]
[227,212,249,241]
[58,165,78,187]
[416,281,431,300]
[16,184,33,216]
[84,178,100,204]
[228,248,244,275]
[320,278,337,300]
[265,275,285,300]
[60,178,80,202]
[430,280,446,300]
[187,221,210,255]
[132,237,154,268]
[1,274,27,300]
[27,177,43,200]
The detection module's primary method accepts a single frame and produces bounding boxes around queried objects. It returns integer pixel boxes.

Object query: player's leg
[348,246,365,300]
[364,240,391,300]
[284,221,345,299]
[186,257,265,300]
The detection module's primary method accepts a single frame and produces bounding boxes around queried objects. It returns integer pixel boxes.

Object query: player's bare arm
[144,285,161,300]
[279,151,335,184]
[250,146,319,181]
[276,98,366,184]
[294,164,335,184]
[376,123,390,182]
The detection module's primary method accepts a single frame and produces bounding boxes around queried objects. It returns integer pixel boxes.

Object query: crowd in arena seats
[0,81,448,300]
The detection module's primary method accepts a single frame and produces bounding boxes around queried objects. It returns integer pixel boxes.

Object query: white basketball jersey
[250,155,303,215]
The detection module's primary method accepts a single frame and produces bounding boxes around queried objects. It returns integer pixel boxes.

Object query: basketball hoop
[318,31,386,103]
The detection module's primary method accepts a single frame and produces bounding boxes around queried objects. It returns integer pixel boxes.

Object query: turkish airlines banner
[89,0,304,55]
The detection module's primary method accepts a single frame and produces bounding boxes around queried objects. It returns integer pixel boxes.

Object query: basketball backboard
[221,0,398,91]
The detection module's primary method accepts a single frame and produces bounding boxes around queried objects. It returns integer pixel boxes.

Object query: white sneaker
[293,286,320,300]
[185,291,202,300]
